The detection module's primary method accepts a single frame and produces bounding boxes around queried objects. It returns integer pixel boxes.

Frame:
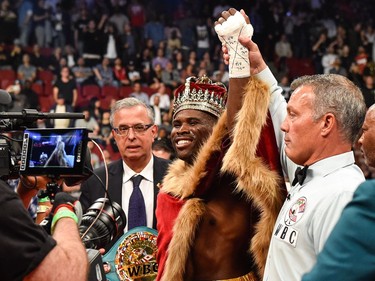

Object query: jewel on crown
[173,75,227,118]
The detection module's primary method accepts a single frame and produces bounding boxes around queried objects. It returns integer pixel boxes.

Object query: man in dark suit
[80,97,170,233]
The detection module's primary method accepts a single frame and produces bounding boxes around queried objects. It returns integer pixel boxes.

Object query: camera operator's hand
[19,175,61,191]
[18,175,62,209]
[50,192,82,234]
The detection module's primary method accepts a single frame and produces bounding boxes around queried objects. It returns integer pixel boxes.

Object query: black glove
[41,192,82,235]
[51,192,78,214]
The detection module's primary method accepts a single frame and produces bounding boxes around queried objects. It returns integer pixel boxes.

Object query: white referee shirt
[263,152,365,281]
[255,67,365,281]
[256,67,297,181]
[121,156,155,232]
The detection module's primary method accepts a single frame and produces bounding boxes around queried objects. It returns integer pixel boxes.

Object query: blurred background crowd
[0,0,375,177]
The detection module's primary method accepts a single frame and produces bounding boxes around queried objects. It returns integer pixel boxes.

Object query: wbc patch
[285,196,307,226]
[273,197,307,247]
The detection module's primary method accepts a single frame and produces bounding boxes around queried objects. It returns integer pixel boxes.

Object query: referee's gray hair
[110,97,154,127]
[291,74,366,144]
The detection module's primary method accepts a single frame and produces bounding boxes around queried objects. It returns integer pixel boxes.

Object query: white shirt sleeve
[255,67,297,181]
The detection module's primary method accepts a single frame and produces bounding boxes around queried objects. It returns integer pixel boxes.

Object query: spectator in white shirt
[130,81,150,105]
[149,83,170,112]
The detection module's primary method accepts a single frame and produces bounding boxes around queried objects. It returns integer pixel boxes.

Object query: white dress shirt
[263,152,364,281]
[121,156,155,232]
[258,67,366,281]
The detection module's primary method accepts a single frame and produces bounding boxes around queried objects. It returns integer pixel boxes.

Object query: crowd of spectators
[0,0,375,177]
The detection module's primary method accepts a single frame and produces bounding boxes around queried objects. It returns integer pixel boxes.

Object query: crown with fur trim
[173,76,227,119]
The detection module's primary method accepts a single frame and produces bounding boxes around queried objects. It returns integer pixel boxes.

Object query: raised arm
[214,9,252,131]
[227,36,269,131]
[217,8,296,180]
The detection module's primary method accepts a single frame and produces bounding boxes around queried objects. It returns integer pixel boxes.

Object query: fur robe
[156,77,286,281]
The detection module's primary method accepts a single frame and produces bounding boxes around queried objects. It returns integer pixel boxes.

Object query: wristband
[37,205,51,213]
[51,209,78,234]
[215,11,254,78]
[38,196,50,203]
[54,203,75,213]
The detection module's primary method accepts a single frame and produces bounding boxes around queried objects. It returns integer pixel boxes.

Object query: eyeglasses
[113,123,154,137]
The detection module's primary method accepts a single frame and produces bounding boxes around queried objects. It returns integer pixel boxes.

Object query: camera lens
[79,198,126,249]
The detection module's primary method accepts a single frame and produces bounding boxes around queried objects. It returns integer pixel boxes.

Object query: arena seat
[37,69,54,84]
[119,86,132,98]
[286,58,316,80]
[0,69,16,89]
[101,85,119,98]
[31,82,44,96]
[81,84,101,98]
[142,86,154,97]
[38,95,55,112]
[1,78,15,89]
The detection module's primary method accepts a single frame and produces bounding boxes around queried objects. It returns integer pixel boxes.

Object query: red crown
[173,76,227,119]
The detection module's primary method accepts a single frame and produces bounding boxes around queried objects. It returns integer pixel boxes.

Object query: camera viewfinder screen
[26,129,85,169]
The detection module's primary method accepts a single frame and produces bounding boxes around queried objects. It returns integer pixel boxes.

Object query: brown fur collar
[160,77,284,280]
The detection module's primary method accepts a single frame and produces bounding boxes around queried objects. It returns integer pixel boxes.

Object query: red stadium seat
[38,95,55,112]
[1,79,15,90]
[40,47,53,57]
[286,58,316,80]
[105,142,121,161]
[0,69,16,90]
[37,70,54,84]
[99,85,120,110]
[31,82,44,96]
[22,46,33,55]
[142,86,154,97]
[99,95,117,110]
[0,69,16,81]
[119,86,132,98]
[81,84,101,98]
[76,85,101,109]
[44,83,53,96]
[101,85,119,98]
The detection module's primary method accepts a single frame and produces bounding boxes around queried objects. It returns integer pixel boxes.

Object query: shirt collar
[303,151,355,185]
[122,156,154,183]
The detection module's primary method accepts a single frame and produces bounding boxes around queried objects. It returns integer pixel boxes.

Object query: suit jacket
[79,155,170,230]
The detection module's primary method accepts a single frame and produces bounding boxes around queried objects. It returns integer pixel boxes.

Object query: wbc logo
[273,197,306,248]
[284,197,307,226]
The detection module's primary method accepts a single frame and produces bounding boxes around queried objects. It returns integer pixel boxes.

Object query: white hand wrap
[215,11,254,78]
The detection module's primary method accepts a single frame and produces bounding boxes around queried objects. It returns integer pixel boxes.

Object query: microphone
[0,109,84,119]
[0,109,85,130]
[0,89,12,105]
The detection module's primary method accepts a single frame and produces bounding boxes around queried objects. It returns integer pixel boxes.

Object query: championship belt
[102,227,158,281]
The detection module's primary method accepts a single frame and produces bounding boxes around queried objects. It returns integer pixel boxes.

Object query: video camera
[0,91,130,281]
[0,108,91,185]
[20,127,90,178]
[80,198,126,250]
[0,88,95,199]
